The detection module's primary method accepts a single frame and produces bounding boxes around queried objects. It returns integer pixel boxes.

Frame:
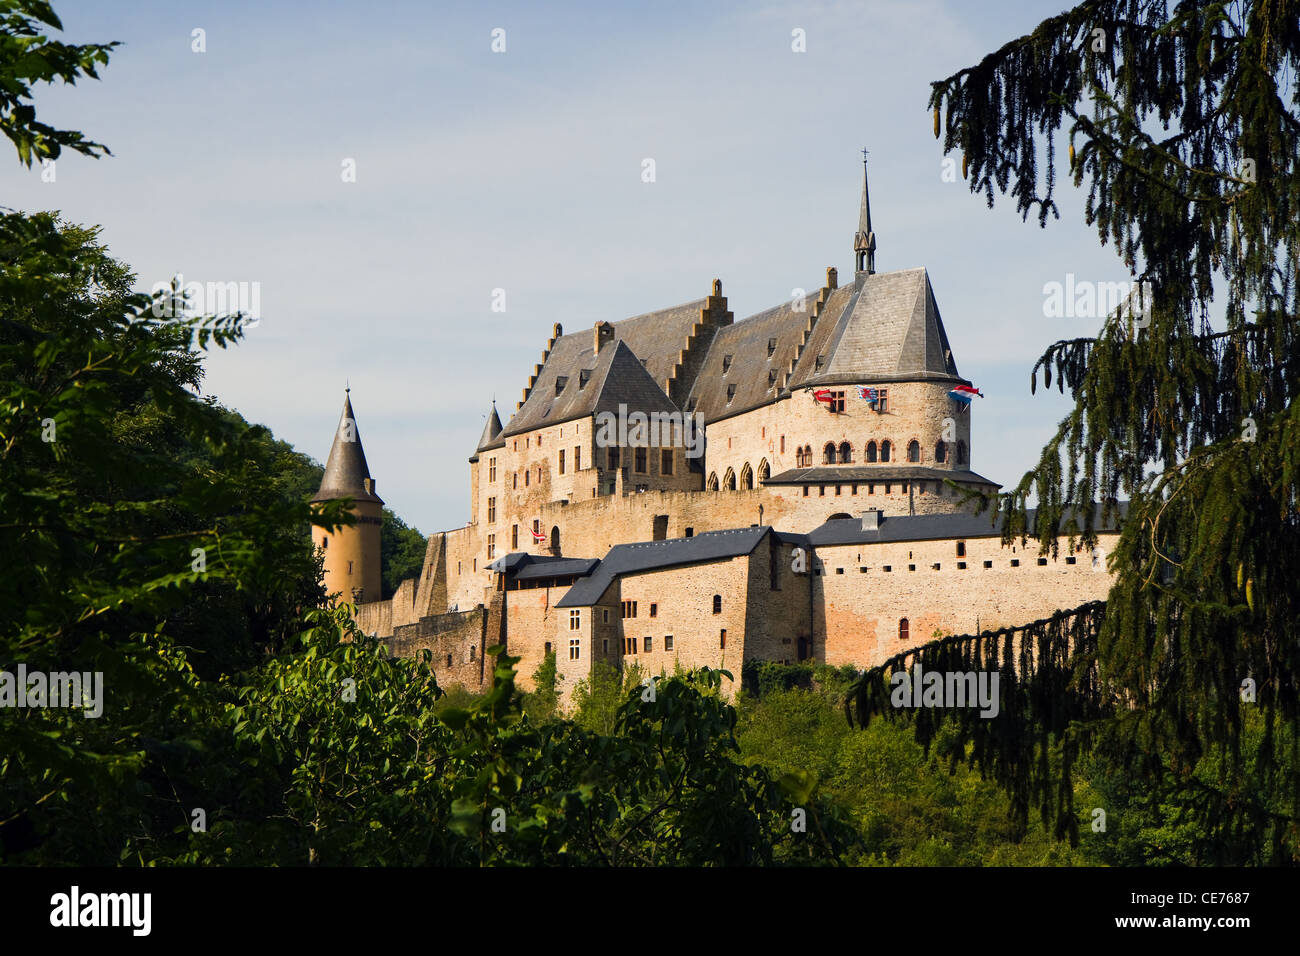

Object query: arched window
[839,441,852,463]
[865,440,877,463]
[707,472,719,491]
[741,463,753,489]
[713,594,722,615]
[723,468,736,490]
[880,440,892,462]
[829,512,852,520]
[956,440,968,465]
[934,440,947,463]
[758,459,770,482]
[823,442,837,465]
[899,617,909,642]
[907,440,920,463]
[550,526,560,554]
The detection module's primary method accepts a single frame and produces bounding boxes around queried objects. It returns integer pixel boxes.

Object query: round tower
[312,388,384,604]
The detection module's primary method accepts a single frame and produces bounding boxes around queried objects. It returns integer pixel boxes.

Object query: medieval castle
[310,165,1120,698]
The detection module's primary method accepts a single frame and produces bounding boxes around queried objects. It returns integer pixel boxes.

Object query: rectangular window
[602,608,610,624]
[665,635,674,651]
[622,600,638,618]
[649,603,657,618]
[832,390,845,413]
[720,629,726,649]
[512,524,518,549]
[569,638,580,660]
[487,534,495,559]
[877,389,888,413]
[347,560,353,575]
[625,636,638,654]
[488,457,496,482]
[569,609,581,630]
[780,435,785,453]
[661,449,673,476]
[574,446,580,471]
[487,497,496,523]
[802,486,809,497]
[603,639,609,653]
[635,447,647,473]
[645,636,653,652]
[559,449,565,474]
[956,541,966,557]
[608,447,619,469]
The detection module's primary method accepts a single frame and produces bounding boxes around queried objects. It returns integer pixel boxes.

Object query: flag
[858,386,878,403]
[812,388,834,406]
[949,384,983,404]
[531,528,546,542]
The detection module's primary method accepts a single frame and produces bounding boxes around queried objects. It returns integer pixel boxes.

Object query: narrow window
[512,524,518,549]
[575,446,580,470]
[488,457,496,482]
[665,635,674,651]
[348,560,353,575]
[569,639,580,660]
[602,608,610,623]
[712,594,722,615]
[645,636,653,652]
[720,629,726,649]
[649,603,658,618]
[899,618,909,642]
[881,440,891,462]
[446,653,453,667]
[661,449,673,476]
[608,446,619,469]
[956,541,966,557]
[570,609,581,630]
[487,534,495,559]
[866,440,877,463]
[559,449,565,474]
[487,497,496,523]
[635,447,647,473]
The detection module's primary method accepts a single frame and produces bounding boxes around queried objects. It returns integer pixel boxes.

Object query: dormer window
[767,338,776,357]
[726,384,736,403]
[721,355,733,374]
[767,369,777,388]
[686,397,697,412]
[640,358,648,367]
[814,354,824,371]
[555,376,568,394]
[578,369,591,389]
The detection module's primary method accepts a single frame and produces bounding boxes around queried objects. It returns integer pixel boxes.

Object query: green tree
[379,507,426,599]
[851,0,1300,863]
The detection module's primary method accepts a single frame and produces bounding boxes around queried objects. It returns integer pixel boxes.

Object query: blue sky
[7,0,1136,533]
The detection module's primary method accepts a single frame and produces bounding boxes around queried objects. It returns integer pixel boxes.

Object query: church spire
[854,150,877,278]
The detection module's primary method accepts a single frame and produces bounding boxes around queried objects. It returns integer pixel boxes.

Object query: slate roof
[684,285,853,422]
[802,268,962,387]
[764,465,1000,487]
[486,552,600,581]
[556,526,775,607]
[806,504,1127,547]
[501,333,688,439]
[313,393,383,504]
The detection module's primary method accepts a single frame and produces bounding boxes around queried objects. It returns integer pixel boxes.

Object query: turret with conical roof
[469,402,503,464]
[312,388,383,605]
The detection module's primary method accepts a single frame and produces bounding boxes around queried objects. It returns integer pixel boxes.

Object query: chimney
[594,321,614,352]
[826,267,838,290]
[860,509,881,531]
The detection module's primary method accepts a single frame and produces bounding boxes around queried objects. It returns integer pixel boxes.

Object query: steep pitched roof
[501,339,681,437]
[313,392,383,504]
[556,526,773,607]
[685,285,854,422]
[802,268,962,386]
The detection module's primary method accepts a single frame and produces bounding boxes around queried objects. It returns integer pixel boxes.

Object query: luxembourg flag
[812,388,835,407]
[858,386,878,403]
[949,384,983,404]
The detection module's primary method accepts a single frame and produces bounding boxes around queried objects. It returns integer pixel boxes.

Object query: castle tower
[312,388,384,604]
[853,153,877,282]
